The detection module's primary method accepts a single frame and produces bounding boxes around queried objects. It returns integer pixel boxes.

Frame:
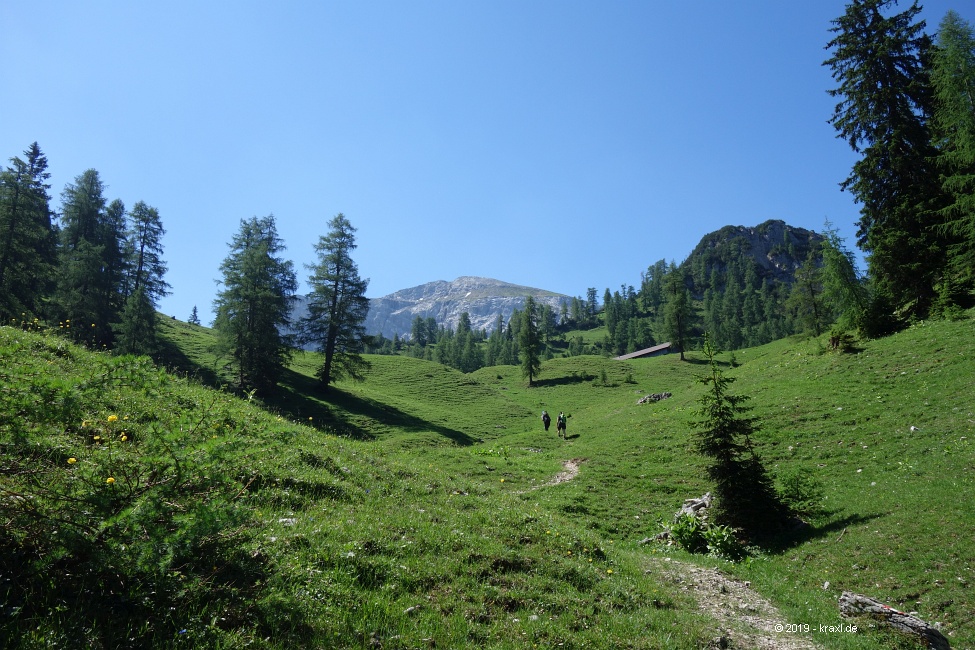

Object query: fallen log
[838,592,950,650]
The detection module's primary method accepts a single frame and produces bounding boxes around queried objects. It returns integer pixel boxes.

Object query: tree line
[0,148,169,354]
[0,147,370,396]
[3,1,970,390]
[824,2,975,328]
[204,212,372,395]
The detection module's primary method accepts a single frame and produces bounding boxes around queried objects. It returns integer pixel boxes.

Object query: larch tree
[116,201,169,355]
[518,295,542,386]
[299,213,371,391]
[786,249,826,336]
[663,264,692,360]
[820,221,869,334]
[213,215,297,394]
[0,142,56,321]
[824,0,945,320]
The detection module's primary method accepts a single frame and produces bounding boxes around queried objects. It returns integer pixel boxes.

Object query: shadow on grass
[153,335,220,387]
[762,511,884,554]
[265,367,477,445]
[532,373,595,388]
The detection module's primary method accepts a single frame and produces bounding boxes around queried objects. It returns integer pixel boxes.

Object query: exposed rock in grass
[637,392,672,404]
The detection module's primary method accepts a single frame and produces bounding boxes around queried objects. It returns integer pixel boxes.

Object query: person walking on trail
[556,412,567,439]
[541,410,551,431]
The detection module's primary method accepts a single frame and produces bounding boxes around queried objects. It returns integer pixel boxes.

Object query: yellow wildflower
[107,415,119,423]
[67,458,77,464]
[120,435,128,441]
[106,477,116,484]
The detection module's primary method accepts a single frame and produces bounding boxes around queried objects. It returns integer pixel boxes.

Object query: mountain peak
[366,277,568,338]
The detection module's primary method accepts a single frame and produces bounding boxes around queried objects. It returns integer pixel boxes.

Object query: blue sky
[3,1,971,324]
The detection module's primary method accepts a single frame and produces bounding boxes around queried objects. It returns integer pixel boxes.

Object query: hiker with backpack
[556,412,567,439]
[541,410,551,431]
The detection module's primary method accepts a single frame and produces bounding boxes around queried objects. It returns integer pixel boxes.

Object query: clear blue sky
[3,1,971,324]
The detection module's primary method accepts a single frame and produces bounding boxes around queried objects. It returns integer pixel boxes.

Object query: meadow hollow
[2,311,973,649]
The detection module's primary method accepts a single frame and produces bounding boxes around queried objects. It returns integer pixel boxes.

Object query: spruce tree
[213,215,297,393]
[825,0,944,319]
[931,10,975,299]
[695,334,791,537]
[299,213,371,390]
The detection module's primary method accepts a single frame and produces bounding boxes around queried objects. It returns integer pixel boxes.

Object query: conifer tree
[820,222,869,334]
[695,334,791,537]
[663,265,693,360]
[786,250,826,336]
[518,296,542,386]
[213,215,297,393]
[116,287,158,355]
[54,169,121,346]
[299,213,371,390]
[125,201,169,303]
[0,143,56,321]
[825,0,944,319]
[931,10,975,298]
[115,201,169,355]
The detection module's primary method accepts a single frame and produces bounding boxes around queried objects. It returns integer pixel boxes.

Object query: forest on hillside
[2,1,973,393]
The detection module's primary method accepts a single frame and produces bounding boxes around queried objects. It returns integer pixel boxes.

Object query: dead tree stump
[839,592,950,650]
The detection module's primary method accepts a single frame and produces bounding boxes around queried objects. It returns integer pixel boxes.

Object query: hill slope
[5,311,974,648]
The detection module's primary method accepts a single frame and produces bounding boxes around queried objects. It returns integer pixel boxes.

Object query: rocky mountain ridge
[362,276,569,339]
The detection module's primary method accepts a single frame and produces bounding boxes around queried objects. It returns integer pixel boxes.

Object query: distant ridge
[362,276,569,339]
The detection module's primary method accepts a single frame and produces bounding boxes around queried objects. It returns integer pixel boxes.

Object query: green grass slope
[5,313,973,649]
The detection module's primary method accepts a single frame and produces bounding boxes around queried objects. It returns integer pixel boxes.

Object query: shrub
[668,513,707,554]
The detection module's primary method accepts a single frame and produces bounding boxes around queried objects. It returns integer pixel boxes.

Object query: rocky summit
[362,276,569,340]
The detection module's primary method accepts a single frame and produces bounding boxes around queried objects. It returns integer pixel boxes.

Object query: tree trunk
[838,592,950,650]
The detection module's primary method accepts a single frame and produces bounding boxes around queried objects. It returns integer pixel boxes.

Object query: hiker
[556,412,567,439]
[541,410,551,431]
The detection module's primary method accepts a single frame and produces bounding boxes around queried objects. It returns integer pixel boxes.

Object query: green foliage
[668,513,707,554]
[663,265,692,360]
[775,468,826,519]
[519,295,542,385]
[825,0,946,320]
[124,200,169,304]
[931,10,975,297]
[53,169,121,347]
[694,334,791,538]
[0,331,270,647]
[299,213,371,390]
[0,142,56,322]
[115,287,159,356]
[701,523,746,562]
[213,214,297,393]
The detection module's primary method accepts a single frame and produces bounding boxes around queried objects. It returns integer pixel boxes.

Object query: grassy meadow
[2,313,973,648]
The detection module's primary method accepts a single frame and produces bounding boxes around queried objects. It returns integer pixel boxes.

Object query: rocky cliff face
[362,276,569,339]
[685,219,824,285]
[291,276,570,342]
